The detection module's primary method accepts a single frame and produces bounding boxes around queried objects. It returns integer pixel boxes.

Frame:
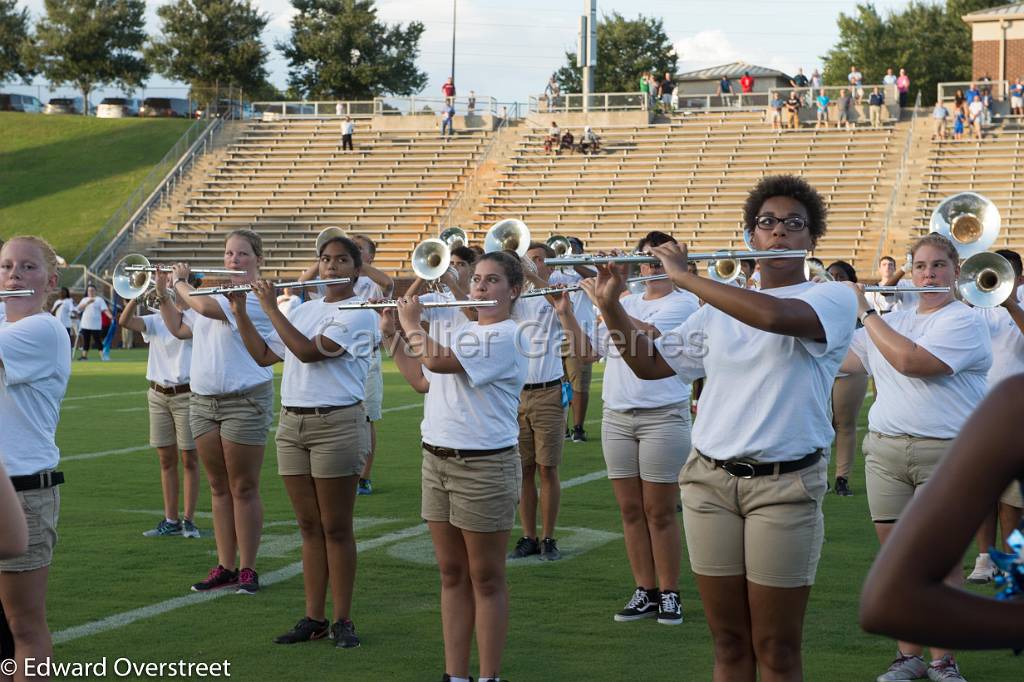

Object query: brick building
[964,2,1024,87]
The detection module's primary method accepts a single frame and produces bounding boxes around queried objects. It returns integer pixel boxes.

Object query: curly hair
[742,175,827,247]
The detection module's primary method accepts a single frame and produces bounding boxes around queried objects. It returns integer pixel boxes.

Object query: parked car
[0,93,43,113]
[139,97,191,118]
[44,97,87,115]
[96,97,141,118]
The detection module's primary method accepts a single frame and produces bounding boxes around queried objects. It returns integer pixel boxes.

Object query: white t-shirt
[353,276,386,300]
[141,310,195,387]
[0,313,72,475]
[977,306,1024,387]
[0,302,5,324]
[51,298,73,328]
[280,298,378,407]
[421,319,527,449]
[850,301,991,438]
[511,295,565,384]
[342,121,354,135]
[656,282,857,462]
[277,295,301,319]
[593,291,699,411]
[548,270,597,339]
[189,294,286,395]
[873,278,920,313]
[77,296,108,330]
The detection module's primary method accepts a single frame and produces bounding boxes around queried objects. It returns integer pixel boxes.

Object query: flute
[0,289,35,298]
[336,299,497,310]
[863,286,951,293]
[521,274,668,298]
[544,249,806,266]
[189,278,351,297]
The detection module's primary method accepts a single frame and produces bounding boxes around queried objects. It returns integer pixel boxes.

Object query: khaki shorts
[863,431,952,523]
[421,446,521,533]
[518,384,565,468]
[678,450,827,588]
[562,350,592,395]
[189,381,274,446]
[364,354,383,422]
[601,402,691,483]
[0,485,60,573]
[1001,480,1024,508]
[276,404,370,478]
[148,388,196,451]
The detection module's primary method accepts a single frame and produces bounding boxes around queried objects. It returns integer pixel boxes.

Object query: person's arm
[170,263,227,320]
[651,241,826,340]
[840,346,868,375]
[552,290,598,363]
[0,459,27,560]
[1001,292,1024,335]
[396,296,463,374]
[155,271,192,339]
[380,308,429,393]
[860,376,1024,649]
[249,281,341,363]
[404,277,427,297]
[228,290,282,367]
[296,261,319,284]
[117,297,147,333]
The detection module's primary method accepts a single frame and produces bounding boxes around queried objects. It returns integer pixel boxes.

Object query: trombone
[113,254,245,300]
[411,239,452,281]
[336,299,497,310]
[0,289,34,298]
[544,249,806,266]
[930,192,999,259]
[484,219,531,257]
[546,235,572,257]
[190,278,351,297]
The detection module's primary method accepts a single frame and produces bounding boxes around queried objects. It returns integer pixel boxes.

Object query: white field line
[64,390,148,402]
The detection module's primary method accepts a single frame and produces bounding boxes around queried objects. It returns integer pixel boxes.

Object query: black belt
[284,402,361,415]
[422,442,512,459]
[698,450,823,479]
[522,378,562,391]
[11,471,64,492]
[150,381,191,396]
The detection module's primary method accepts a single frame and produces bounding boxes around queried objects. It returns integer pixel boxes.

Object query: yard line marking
[562,469,607,489]
[114,407,147,412]
[52,522,431,645]
[64,390,147,402]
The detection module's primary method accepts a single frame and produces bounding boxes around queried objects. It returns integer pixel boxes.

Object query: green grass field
[48,353,1020,680]
[0,114,192,260]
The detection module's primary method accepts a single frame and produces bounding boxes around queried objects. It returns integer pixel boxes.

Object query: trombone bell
[485,219,531,257]
[957,252,1015,308]
[708,258,741,283]
[113,254,153,300]
[546,235,572,257]
[315,226,348,256]
[412,238,452,281]
[930,192,1000,259]
[440,227,468,249]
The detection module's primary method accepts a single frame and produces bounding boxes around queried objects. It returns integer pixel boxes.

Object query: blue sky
[16,0,916,102]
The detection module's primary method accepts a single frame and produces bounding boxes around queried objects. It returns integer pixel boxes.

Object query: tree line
[0,0,427,111]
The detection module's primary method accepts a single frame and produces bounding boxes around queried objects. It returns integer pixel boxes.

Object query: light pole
[450,0,457,84]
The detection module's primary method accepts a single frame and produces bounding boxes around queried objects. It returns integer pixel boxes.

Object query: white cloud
[673,29,794,75]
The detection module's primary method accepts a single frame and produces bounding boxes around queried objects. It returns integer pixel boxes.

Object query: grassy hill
[0,113,193,261]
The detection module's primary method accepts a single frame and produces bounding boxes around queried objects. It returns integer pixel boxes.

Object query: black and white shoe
[508,536,540,559]
[539,537,561,561]
[614,587,659,622]
[657,590,683,625]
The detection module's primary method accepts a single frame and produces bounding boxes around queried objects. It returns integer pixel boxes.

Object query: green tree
[30,0,149,113]
[278,0,427,100]
[147,0,269,106]
[0,0,34,83]
[554,12,677,94]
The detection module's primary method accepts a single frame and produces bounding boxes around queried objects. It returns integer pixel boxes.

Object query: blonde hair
[225,229,263,258]
[912,233,959,262]
[3,235,60,275]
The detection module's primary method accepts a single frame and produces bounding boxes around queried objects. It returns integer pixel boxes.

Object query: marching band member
[840,233,991,682]
[0,236,71,678]
[74,283,108,361]
[594,176,857,680]
[50,287,74,341]
[405,245,477,301]
[966,249,1024,584]
[559,230,698,625]
[383,251,526,682]
[507,242,572,562]
[235,236,376,648]
[117,271,201,539]
[162,229,285,595]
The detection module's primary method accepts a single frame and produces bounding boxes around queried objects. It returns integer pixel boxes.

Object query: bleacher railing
[937,80,1009,102]
[376,95,496,116]
[249,96,499,119]
[673,84,892,112]
[251,100,377,118]
[528,92,648,113]
[74,115,225,279]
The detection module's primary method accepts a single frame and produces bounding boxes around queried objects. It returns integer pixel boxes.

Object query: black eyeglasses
[754,215,809,231]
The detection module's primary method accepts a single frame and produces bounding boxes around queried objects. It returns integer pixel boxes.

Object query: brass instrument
[411,239,452,281]
[804,259,834,282]
[484,219,531,257]
[439,227,468,249]
[708,258,743,284]
[190,278,351,297]
[930,192,999,259]
[113,254,245,300]
[546,235,572,257]
[957,252,1015,308]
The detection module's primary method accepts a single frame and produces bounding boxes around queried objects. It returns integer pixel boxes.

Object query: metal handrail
[438,116,511,232]
[876,90,922,265]
[76,116,226,278]
[251,100,377,118]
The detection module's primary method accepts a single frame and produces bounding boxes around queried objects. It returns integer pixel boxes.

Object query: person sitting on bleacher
[559,130,575,155]
[544,121,561,154]
[579,126,601,155]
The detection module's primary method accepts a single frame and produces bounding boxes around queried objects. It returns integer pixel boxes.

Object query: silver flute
[190,278,351,297]
[0,289,35,298]
[123,264,245,276]
[863,286,951,293]
[336,299,497,310]
[544,249,807,266]
[522,274,667,298]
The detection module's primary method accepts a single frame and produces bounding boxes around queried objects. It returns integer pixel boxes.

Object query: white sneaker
[877,652,928,681]
[966,554,996,584]
[927,655,967,681]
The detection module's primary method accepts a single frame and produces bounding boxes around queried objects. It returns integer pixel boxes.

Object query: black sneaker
[331,618,361,648]
[834,476,853,497]
[274,617,329,644]
[539,537,561,561]
[236,567,259,595]
[571,425,587,442]
[508,536,540,559]
[191,565,238,592]
[657,590,683,625]
[614,587,659,622]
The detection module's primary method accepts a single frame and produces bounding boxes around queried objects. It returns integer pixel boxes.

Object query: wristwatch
[859,309,877,325]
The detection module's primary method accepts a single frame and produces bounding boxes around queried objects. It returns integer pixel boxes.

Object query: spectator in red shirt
[442,77,456,104]
[739,72,755,96]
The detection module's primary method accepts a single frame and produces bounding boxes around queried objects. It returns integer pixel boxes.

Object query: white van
[96,97,141,118]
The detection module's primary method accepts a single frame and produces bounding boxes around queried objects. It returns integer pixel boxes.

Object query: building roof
[674,62,791,82]
[963,2,1024,22]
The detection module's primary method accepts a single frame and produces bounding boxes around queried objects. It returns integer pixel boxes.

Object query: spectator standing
[646,73,659,109]
[868,87,885,128]
[791,67,809,104]
[440,102,455,138]
[810,68,822,96]
[968,96,984,139]
[467,91,476,116]
[658,72,675,112]
[739,71,754,97]
[335,101,343,116]
[932,100,949,140]
[770,91,784,130]
[50,287,73,342]
[785,90,801,129]
[545,75,561,110]
[953,106,966,140]
[982,88,993,126]
[882,67,897,88]
[815,91,830,128]
[1011,77,1023,116]
[639,71,650,106]
[965,82,980,104]
[717,75,733,106]
[836,88,853,129]
[848,65,864,103]
[441,76,456,104]
[896,68,910,108]
[341,116,354,151]
[75,284,108,360]
[954,88,966,111]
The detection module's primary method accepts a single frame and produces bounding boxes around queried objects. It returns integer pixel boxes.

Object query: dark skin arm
[860,376,1024,649]
[249,280,343,363]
